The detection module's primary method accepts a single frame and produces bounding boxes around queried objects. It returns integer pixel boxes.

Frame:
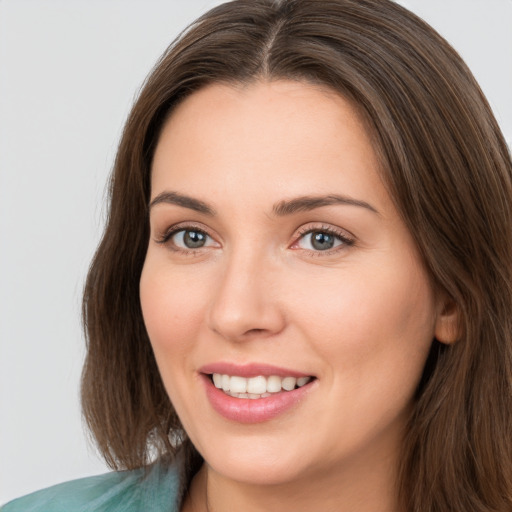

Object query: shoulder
[1,459,181,512]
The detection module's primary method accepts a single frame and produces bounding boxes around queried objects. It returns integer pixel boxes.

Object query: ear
[434,294,461,345]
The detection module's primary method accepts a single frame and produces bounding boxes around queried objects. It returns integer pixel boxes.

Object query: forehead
[150,80,390,215]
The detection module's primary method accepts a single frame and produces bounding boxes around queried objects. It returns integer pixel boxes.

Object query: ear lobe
[434,297,461,345]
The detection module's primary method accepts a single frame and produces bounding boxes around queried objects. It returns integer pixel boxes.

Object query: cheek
[291,256,436,378]
[139,260,208,363]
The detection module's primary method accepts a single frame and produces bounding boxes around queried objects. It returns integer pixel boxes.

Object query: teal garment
[1,458,182,512]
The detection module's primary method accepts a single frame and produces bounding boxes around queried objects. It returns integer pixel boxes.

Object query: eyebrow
[149,191,216,215]
[272,194,379,216]
[149,191,379,216]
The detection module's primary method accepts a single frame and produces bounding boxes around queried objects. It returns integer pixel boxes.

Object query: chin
[210,457,306,486]
[193,435,312,486]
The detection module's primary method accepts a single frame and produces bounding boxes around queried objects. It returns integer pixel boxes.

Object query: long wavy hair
[81,1,512,510]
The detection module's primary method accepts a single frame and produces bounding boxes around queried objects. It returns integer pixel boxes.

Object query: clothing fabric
[1,458,181,512]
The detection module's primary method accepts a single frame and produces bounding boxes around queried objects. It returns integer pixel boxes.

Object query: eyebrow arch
[149,191,379,217]
[149,191,216,216]
[272,194,379,216]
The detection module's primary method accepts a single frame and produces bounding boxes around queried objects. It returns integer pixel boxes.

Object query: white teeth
[221,374,230,391]
[282,377,297,391]
[230,376,247,393]
[226,391,273,399]
[266,375,282,393]
[297,377,310,387]
[212,373,222,388]
[247,376,267,394]
[212,373,312,396]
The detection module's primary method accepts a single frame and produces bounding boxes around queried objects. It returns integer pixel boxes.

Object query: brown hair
[81,0,512,509]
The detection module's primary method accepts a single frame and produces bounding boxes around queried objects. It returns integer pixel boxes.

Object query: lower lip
[201,374,315,423]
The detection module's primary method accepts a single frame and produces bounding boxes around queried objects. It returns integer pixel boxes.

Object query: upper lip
[199,362,314,378]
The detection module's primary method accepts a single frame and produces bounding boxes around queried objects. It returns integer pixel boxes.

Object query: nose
[207,248,286,342]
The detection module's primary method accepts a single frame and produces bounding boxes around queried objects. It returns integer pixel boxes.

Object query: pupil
[312,232,334,250]
[184,230,206,248]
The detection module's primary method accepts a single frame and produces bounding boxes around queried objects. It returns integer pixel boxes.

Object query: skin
[140,80,458,512]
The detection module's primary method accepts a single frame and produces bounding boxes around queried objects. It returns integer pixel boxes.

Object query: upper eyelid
[294,223,355,241]
[156,221,213,237]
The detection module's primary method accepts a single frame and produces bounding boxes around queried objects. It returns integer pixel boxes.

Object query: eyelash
[294,225,355,256]
[155,223,355,257]
[156,222,213,256]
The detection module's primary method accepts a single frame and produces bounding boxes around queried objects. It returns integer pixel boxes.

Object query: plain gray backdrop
[1,0,511,504]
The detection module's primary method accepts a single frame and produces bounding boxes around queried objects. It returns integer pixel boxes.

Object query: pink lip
[199,362,313,378]
[200,373,316,424]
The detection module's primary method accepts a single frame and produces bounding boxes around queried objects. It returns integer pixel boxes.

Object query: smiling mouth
[208,373,315,399]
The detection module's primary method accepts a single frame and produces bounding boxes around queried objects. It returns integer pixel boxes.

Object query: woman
[3,0,512,510]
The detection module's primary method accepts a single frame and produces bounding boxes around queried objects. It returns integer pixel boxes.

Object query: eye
[293,226,354,253]
[157,226,218,252]
[300,231,340,251]
[172,229,211,249]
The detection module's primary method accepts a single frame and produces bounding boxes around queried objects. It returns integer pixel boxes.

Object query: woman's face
[140,80,447,486]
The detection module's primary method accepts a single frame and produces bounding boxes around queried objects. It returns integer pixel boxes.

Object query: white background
[1,0,511,504]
